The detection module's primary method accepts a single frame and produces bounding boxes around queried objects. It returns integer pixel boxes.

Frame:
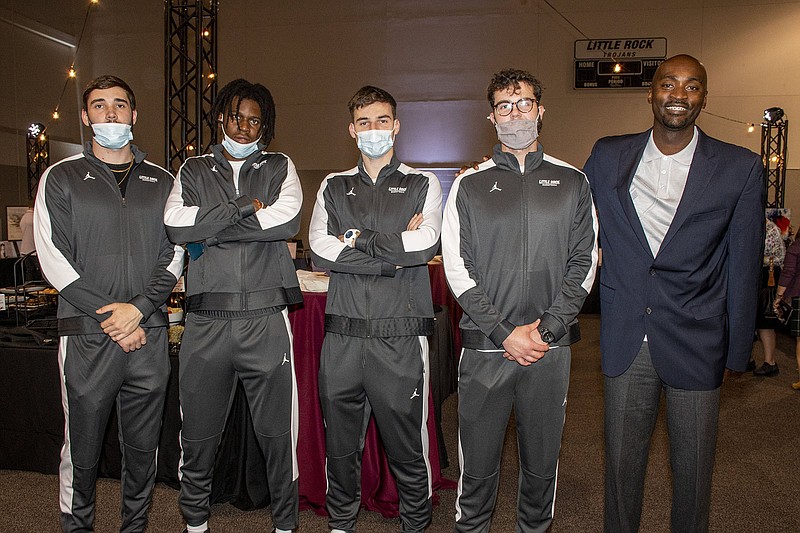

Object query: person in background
[754,217,785,376]
[583,54,764,532]
[309,85,442,533]
[34,75,184,533]
[775,236,800,390]
[442,68,597,532]
[19,201,35,255]
[164,78,303,533]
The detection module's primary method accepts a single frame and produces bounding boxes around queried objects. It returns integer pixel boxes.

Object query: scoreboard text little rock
[574,37,667,89]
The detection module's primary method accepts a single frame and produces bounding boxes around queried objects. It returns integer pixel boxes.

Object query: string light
[613,63,622,73]
[701,110,758,134]
[187,144,195,151]
[46,1,97,133]
[203,29,210,37]
[207,72,215,79]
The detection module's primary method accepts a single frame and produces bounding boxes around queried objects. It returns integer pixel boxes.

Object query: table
[0,290,455,518]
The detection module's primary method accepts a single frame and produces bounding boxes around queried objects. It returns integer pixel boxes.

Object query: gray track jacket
[164,145,302,312]
[309,156,442,337]
[34,144,184,335]
[442,144,598,349]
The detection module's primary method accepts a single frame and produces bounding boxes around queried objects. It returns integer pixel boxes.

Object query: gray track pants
[455,346,571,533]
[177,309,299,531]
[319,333,433,533]
[58,328,169,533]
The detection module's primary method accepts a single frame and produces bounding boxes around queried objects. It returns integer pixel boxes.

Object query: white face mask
[222,130,260,159]
[91,122,133,150]
[356,129,394,159]
[495,117,539,150]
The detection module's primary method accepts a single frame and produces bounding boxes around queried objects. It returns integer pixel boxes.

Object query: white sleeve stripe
[442,174,476,298]
[309,175,349,261]
[163,159,200,227]
[254,155,303,230]
[33,161,81,291]
[401,171,442,253]
[167,244,185,280]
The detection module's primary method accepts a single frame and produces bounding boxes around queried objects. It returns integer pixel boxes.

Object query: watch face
[540,328,555,343]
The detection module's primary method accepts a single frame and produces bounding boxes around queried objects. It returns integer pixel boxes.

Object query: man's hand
[406,213,424,231]
[97,302,144,341]
[116,327,147,353]
[252,198,264,211]
[501,320,549,366]
[456,155,491,177]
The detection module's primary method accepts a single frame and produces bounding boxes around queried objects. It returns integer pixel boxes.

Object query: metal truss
[761,118,789,208]
[26,124,49,200]
[165,0,218,173]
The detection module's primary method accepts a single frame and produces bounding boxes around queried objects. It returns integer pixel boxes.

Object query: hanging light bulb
[68,67,77,78]
[747,124,754,133]
[52,110,60,120]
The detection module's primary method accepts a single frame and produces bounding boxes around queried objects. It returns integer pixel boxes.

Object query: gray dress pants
[604,342,720,533]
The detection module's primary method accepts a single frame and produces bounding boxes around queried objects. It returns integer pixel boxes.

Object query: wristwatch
[343,228,360,248]
[538,326,555,344]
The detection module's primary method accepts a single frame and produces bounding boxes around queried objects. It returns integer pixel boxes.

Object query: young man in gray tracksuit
[34,75,184,532]
[164,79,302,533]
[309,86,442,533]
[442,69,598,532]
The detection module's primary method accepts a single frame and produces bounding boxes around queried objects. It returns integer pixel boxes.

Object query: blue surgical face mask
[222,130,260,159]
[356,129,394,159]
[91,122,133,150]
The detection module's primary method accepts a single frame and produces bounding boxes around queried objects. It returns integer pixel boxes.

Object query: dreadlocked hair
[212,79,276,146]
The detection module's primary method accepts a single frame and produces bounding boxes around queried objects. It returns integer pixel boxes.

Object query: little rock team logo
[139,175,158,183]
[539,179,561,187]
[388,186,407,194]
[252,160,267,169]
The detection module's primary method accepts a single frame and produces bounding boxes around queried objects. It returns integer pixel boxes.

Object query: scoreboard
[574,38,667,89]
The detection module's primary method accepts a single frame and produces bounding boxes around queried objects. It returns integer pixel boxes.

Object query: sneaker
[753,362,779,376]
[792,380,800,390]
[745,359,756,372]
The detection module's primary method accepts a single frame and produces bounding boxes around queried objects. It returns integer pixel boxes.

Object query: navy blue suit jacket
[584,129,764,390]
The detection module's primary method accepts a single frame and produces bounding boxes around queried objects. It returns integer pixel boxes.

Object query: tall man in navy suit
[583,54,764,533]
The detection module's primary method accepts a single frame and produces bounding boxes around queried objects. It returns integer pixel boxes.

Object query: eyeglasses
[493,98,537,116]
